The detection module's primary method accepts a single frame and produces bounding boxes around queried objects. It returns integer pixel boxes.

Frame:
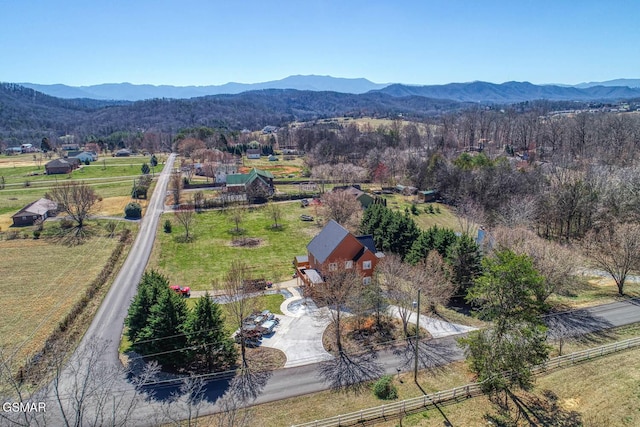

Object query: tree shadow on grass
[484,389,582,427]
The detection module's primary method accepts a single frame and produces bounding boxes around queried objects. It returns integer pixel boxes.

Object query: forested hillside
[0,84,466,145]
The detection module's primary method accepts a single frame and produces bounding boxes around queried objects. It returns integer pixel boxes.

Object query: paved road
[80,153,175,364]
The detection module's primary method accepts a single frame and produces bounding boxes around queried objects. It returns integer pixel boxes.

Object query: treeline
[360,204,482,296]
[126,271,236,372]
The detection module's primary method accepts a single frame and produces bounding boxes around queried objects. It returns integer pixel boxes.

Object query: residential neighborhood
[2,3,640,424]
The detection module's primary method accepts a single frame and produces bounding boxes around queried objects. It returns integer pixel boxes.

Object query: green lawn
[0,156,150,186]
[381,193,467,233]
[150,202,322,290]
[0,154,160,229]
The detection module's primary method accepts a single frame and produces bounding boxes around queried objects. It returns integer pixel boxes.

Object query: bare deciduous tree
[312,261,362,354]
[170,171,183,206]
[49,181,100,240]
[377,254,415,337]
[413,251,455,312]
[321,190,362,230]
[587,222,640,295]
[174,206,196,241]
[265,201,282,229]
[222,261,255,368]
[192,190,205,212]
[227,205,245,235]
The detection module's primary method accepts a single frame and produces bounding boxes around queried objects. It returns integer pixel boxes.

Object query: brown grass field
[0,230,122,363]
[208,340,640,427]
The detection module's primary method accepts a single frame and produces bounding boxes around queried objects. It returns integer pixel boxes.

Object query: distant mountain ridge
[375,81,640,103]
[574,78,640,89]
[18,75,389,101]
[14,75,640,103]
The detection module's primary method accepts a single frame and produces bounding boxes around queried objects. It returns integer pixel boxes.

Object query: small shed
[246,149,261,159]
[419,190,438,203]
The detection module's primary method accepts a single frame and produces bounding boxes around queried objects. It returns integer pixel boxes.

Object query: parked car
[300,214,314,221]
[169,285,191,297]
[300,199,310,207]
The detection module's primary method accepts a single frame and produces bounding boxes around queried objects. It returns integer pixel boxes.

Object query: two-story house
[294,220,384,286]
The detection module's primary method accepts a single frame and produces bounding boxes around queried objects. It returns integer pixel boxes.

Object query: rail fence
[291,336,640,427]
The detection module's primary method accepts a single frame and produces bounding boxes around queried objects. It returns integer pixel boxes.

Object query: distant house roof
[226,168,274,187]
[12,198,57,219]
[46,158,76,169]
[307,219,350,264]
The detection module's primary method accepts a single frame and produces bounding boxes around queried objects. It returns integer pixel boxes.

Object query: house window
[329,263,337,271]
[345,260,353,269]
[363,260,372,270]
[363,276,372,285]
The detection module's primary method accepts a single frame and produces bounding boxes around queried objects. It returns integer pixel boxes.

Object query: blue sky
[1,0,638,86]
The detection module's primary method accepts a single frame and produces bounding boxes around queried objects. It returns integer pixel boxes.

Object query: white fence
[291,336,640,427]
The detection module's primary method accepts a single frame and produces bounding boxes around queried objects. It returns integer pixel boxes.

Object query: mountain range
[15,75,640,102]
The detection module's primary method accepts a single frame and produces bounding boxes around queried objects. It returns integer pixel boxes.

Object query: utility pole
[414,289,421,383]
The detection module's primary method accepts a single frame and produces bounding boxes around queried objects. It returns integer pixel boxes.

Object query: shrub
[60,219,74,229]
[33,230,41,239]
[373,375,398,400]
[163,219,172,233]
[410,204,419,215]
[124,202,142,219]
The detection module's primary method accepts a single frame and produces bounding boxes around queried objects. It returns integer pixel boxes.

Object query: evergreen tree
[447,233,482,296]
[126,270,168,343]
[186,294,237,371]
[141,162,150,175]
[137,287,188,370]
[459,249,549,396]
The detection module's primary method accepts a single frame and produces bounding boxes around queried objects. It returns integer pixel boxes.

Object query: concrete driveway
[260,287,333,368]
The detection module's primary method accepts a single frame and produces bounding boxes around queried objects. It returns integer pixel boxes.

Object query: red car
[169,285,191,297]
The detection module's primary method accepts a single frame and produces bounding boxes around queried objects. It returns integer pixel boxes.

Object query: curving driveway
[260,287,333,367]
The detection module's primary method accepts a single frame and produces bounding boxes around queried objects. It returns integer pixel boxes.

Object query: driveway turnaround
[387,305,477,338]
[260,287,333,367]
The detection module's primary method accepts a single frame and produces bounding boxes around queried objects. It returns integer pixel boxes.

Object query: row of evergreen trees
[126,271,236,372]
[359,204,483,295]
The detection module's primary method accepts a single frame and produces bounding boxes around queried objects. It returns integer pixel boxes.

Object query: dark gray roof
[356,235,377,253]
[46,158,74,168]
[307,220,349,264]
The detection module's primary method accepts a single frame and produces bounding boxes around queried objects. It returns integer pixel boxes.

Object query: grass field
[0,222,131,361]
[547,274,640,310]
[0,154,151,186]
[239,155,305,179]
[215,328,640,427]
[380,193,467,232]
[149,202,323,290]
[0,153,161,228]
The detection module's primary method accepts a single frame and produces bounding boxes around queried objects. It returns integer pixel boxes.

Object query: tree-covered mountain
[0,84,465,143]
[376,81,640,103]
[17,75,389,101]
